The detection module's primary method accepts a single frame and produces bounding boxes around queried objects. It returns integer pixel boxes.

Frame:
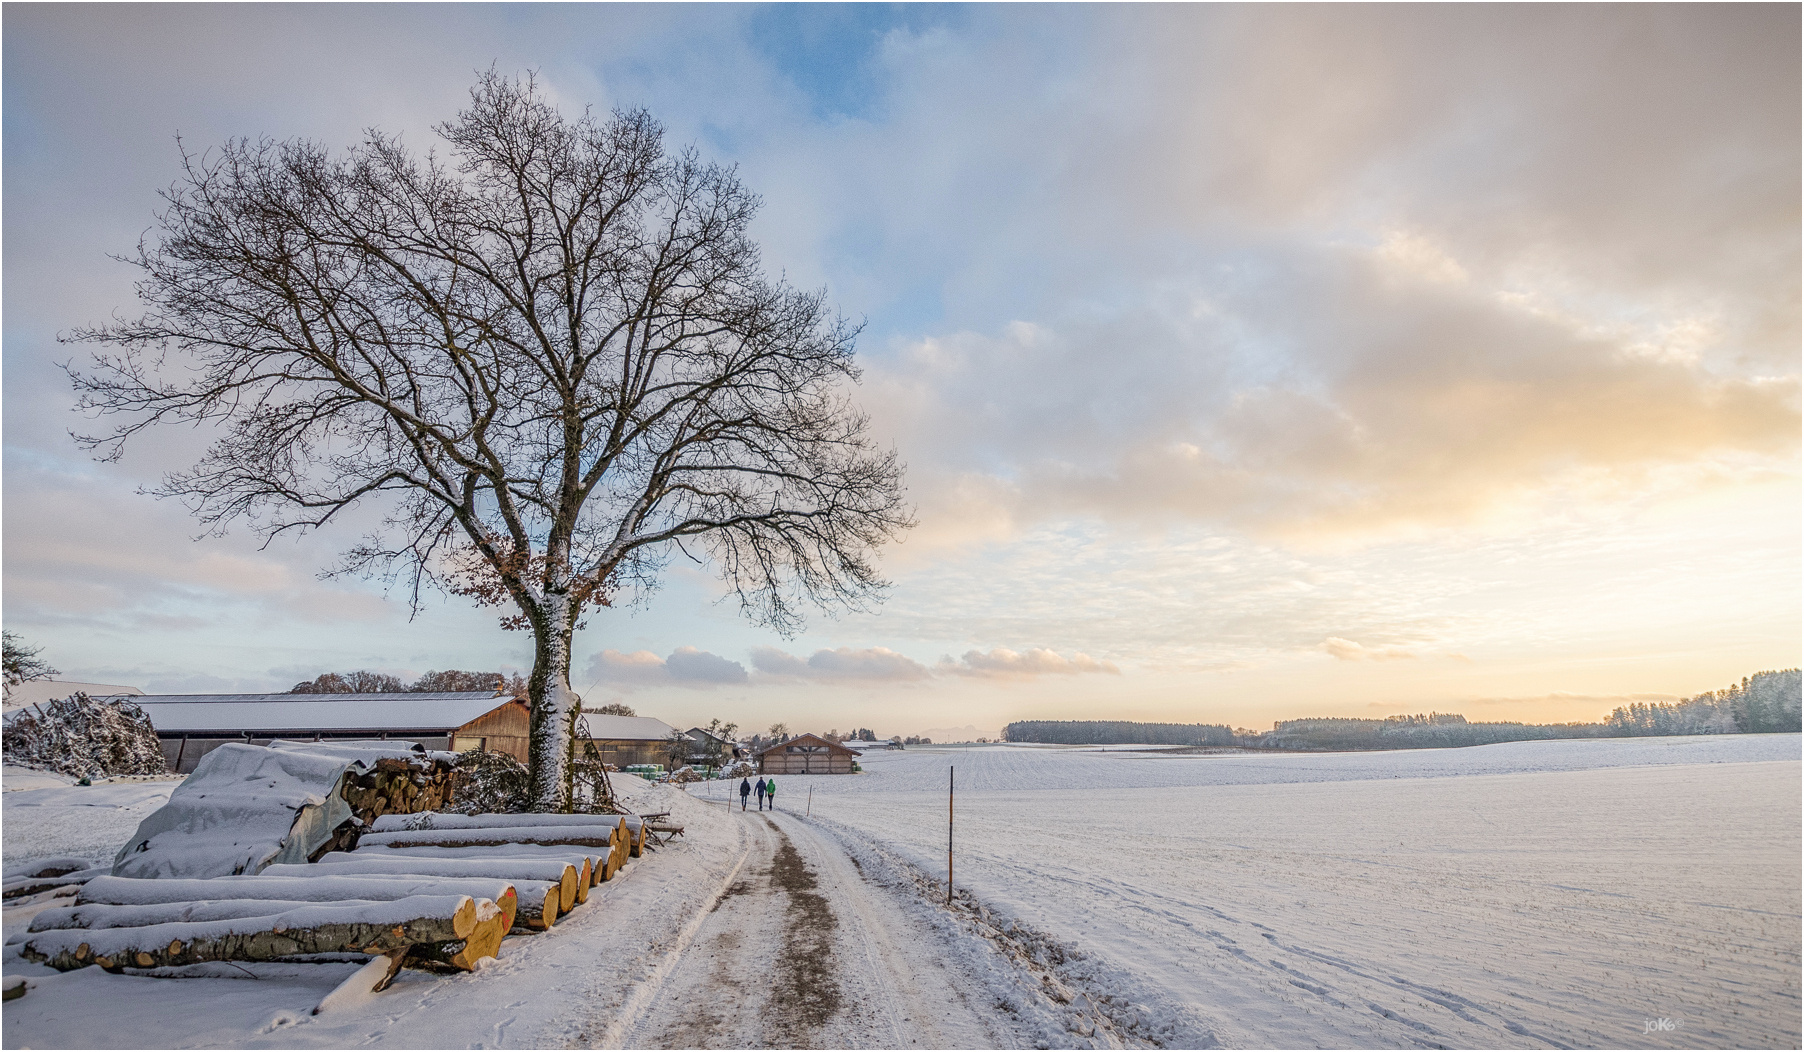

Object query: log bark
[21,897,481,972]
[354,845,604,889]
[271,857,579,913]
[355,825,623,850]
[79,874,515,911]
[368,812,626,833]
[407,908,507,970]
[513,882,560,932]
[29,895,475,936]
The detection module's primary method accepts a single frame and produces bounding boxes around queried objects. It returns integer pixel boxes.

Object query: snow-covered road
[615,810,1003,1049]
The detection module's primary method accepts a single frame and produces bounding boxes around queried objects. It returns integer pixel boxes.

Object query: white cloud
[587,647,748,689]
[1322,637,1416,662]
[750,646,931,682]
[940,648,1120,679]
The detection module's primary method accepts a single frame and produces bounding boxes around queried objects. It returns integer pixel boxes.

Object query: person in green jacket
[764,777,777,810]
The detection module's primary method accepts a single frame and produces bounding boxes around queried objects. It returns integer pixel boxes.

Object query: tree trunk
[527,598,582,811]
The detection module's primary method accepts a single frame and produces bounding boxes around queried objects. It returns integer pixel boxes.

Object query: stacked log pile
[21,811,651,988]
[339,756,460,823]
[304,754,463,858]
[352,812,640,930]
[22,874,515,974]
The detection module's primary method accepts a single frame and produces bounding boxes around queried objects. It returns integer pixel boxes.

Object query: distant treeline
[1006,669,1801,751]
[1004,720,1236,746]
[1604,669,1800,737]
[1261,713,1606,751]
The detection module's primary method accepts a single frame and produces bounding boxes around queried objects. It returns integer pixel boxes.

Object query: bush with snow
[1,692,166,778]
[448,743,623,815]
[448,748,532,814]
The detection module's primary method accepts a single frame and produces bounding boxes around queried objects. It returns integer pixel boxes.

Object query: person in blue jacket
[755,777,767,810]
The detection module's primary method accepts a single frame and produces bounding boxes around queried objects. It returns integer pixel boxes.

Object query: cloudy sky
[4,5,1797,739]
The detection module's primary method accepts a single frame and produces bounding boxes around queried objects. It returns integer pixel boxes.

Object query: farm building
[577,713,681,769]
[681,726,745,766]
[123,691,528,772]
[844,738,902,752]
[757,733,858,775]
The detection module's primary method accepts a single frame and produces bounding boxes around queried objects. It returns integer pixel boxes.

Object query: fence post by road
[947,765,955,906]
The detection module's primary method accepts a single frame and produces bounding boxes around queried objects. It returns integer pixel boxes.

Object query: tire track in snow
[597,821,753,1049]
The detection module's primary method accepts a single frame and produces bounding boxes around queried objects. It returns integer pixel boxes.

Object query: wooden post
[807,785,813,817]
[946,766,955,905]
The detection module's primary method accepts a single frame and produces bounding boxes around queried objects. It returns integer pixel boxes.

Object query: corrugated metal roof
[125,692,510,735]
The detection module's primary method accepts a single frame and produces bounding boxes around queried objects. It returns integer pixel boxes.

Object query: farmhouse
[123,691,529,772]
[757,733,858,775]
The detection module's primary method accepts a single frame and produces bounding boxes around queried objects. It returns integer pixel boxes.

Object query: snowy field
[750,735,1803,1049]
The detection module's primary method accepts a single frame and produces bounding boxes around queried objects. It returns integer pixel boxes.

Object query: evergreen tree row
[1605,669,1801,736]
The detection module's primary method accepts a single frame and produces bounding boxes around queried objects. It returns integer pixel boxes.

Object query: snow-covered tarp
[110,740,428,880]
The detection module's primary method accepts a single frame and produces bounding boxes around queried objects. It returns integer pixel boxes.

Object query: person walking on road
[739,777,751,811]
[755,777,767,811]
[765,777,777,810]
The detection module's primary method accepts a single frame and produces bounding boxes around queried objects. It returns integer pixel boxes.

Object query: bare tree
[2,631,59,698]
[287,670,407,694]
[68,73,911,809]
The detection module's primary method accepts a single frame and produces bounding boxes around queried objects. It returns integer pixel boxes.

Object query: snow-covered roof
[126,691,509,735]
[842,739,900,751]
[3,680,143,712]
[579,713,678,742]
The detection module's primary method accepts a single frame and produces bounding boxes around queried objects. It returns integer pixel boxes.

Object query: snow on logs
[356,843,613,886]
[365,812,644,861]
[20,894,505,972]
[27,811,645,976]
[358,822,623,851]
[270,854,583,912]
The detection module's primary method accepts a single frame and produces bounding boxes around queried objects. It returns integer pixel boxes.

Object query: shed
[578,712,680,769]
[683,726,744,765]
[123,691,524,772]
[757,733,858,775]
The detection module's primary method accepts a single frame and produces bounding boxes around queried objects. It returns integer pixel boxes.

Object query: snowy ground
[3,766,185,871]
[4,736,1799,1049]
[771,734,1803,1049]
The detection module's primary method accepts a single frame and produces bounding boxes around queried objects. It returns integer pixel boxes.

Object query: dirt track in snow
[614,809,1002,1049]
